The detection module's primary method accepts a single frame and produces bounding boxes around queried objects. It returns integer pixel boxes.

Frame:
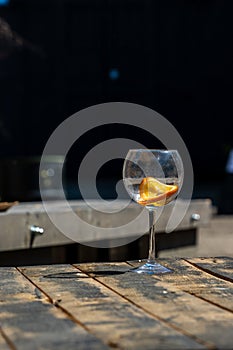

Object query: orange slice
[139,177,178,206]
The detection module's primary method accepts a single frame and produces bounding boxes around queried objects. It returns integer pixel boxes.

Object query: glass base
[131,261,172,275]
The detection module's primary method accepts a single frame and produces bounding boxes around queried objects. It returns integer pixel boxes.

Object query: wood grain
[78,261,233,349]
[186,257,233,282]
[19,264,204,350]
[138,258,233,312]
[0,267,109,350]
[1,259,233,350]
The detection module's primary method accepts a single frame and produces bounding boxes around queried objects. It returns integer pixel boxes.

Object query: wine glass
[123,149,184,274]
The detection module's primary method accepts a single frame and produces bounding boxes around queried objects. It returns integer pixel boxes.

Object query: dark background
[0,0,232,209]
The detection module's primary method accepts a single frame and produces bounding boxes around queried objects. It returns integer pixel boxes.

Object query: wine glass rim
[127,149,178,152]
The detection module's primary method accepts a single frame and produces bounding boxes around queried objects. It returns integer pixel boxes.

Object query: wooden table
[0,257,232,349]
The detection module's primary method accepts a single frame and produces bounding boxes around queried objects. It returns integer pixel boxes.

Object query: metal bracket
[29,225,44,248]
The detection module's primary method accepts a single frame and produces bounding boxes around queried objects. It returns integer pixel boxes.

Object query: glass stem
[148,209,157,262]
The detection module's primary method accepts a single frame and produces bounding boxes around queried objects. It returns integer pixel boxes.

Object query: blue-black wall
[0,0,232,187]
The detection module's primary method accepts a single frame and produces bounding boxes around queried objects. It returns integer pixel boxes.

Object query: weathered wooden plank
[19,264,205,350]
[0,267,109,350]
[186,257,233,282]
[171,258,233,312]
[132,258,233,312]
[77,261,233,350]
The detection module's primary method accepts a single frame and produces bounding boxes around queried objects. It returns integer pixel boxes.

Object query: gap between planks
[182,258,233,313]
[0,325,17,350]
[15,267,119,350]
[73,263,216,350]
[183,258,233,283]
[127,259,233,314]
[12,267,98,340]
